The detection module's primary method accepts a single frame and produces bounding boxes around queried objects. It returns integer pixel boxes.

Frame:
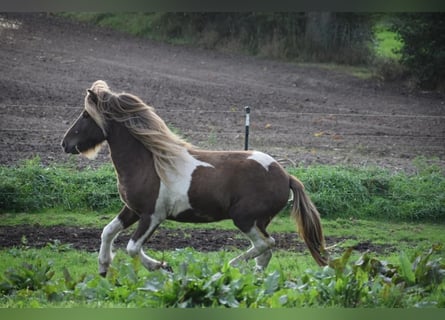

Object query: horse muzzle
[61,139,80,154]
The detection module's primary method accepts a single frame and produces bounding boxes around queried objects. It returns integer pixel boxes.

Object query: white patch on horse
[156,149,214,219]
[247,151,276,171]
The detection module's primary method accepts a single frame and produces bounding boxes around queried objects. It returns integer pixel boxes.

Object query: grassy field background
[0,157,444,307]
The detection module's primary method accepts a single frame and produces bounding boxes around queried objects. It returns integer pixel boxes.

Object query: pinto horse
[62,80,328,276]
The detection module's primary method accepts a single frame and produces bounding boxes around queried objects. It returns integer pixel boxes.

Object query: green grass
[2,157,444,222]
[374,25,403,60]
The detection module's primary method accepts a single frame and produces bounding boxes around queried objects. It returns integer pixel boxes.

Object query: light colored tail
[289,175,328,266]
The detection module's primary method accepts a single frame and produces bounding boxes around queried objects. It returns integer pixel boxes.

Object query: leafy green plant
[0,245,443,307]
[0,260,55,294]
[283,244,445,307]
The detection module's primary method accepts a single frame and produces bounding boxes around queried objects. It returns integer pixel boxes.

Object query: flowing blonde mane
[85,80,192,182]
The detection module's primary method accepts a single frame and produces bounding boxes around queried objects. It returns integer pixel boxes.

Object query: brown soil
[0,14,441,257]
[0,224,391,254]
[0,13,444,172]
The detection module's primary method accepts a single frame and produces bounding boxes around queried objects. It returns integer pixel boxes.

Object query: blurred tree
[392,13,445,90]
[152,13,375,65]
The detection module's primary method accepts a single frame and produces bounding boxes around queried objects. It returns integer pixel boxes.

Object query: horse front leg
[98,206,139,277]
[126,213,169,271]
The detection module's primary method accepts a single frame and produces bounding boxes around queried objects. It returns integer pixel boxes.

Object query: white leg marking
[247,151,276,171]
[229,225,275,268]
[139,249,167,271]
[126,215,166,271]
[127,236,165,271]
[126,239,139,257]
[98,217,124,275]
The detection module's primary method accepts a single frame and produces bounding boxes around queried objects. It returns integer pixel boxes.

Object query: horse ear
[87,89,98,105]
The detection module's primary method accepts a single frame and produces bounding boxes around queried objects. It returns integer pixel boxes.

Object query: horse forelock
[81,80,112,136]
[90,80,110,92]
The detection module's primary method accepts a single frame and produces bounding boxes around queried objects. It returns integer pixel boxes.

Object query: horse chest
[154,153,213,218]
[117,180,158,214]
[154,180,192,218]
[116,183,133,211]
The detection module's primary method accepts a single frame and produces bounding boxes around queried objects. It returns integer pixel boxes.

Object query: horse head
[61,82,108,159]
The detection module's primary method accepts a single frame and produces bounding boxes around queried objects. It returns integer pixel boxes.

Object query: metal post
[244,106,250,150]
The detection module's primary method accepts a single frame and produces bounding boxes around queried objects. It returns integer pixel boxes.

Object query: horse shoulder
[116,170,160,215]
[157,149,214,216]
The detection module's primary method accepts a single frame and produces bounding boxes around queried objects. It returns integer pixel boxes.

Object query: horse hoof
[160,262,173,273]
[99,271,107,278]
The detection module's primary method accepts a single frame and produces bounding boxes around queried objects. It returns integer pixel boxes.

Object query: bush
[289,162,445,222]
[1,157,444,222]
[0,158,121,213]
[391,13,445,90]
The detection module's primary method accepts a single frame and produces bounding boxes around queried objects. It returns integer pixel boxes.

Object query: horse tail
[289,175,328,266]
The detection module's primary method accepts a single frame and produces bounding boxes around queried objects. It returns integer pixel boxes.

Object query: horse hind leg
[229,223,275,271]
[255,249,273,271]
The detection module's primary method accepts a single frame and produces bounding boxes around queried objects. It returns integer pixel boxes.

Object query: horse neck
[106,121,157,183]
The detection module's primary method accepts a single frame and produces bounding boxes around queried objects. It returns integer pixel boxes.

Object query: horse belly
[168,208,228,223]
[156,180,225,223]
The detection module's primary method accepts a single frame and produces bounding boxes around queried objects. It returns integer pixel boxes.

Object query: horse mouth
[64,146,80,155]
[61,142,80,154]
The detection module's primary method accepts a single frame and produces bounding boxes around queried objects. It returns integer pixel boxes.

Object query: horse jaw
[80,141,106,160]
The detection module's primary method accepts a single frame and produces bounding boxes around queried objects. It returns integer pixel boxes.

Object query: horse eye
[82,111,90,119]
